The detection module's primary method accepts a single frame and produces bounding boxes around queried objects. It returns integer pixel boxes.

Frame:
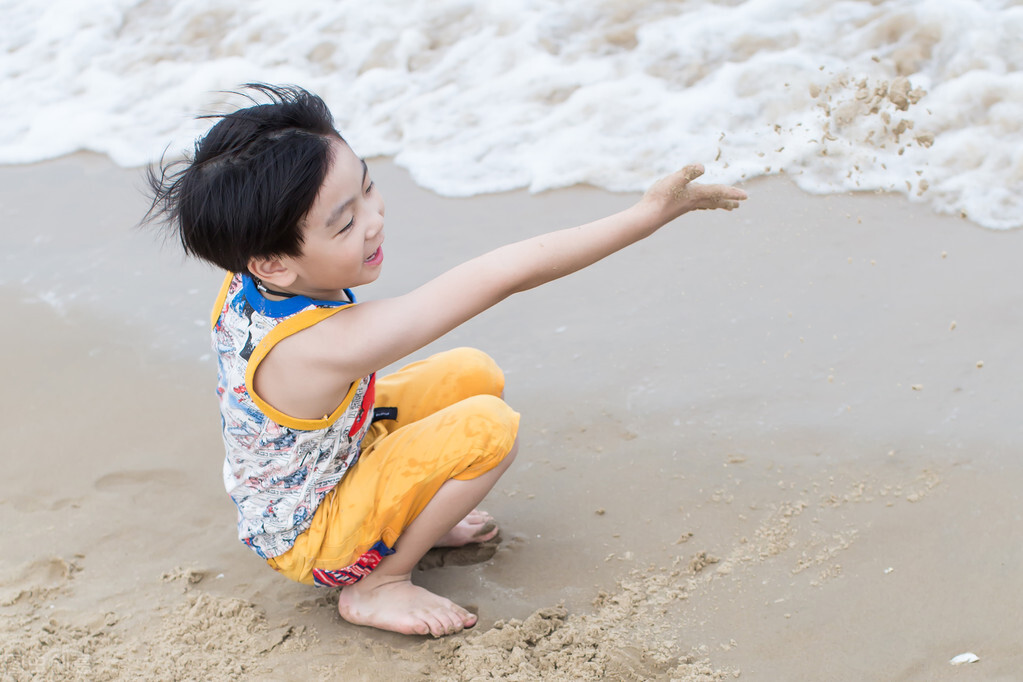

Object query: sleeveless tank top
[210,273,376,558]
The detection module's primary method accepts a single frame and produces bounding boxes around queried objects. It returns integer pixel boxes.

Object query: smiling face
[279,140,386,299]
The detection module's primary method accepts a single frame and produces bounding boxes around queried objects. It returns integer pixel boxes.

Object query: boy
[146,84,746,638]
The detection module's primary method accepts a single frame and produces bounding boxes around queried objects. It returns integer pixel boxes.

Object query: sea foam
[2,0,1020,228]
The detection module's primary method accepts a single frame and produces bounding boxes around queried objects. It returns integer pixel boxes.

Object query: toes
[474,522,499,542]
[409,618,432,637]
[467,511,498,539]
[450,602,476,626]
[432,612,461,637]
[465,509,493,525]
[420,612,447,638]
[425,602,476,637]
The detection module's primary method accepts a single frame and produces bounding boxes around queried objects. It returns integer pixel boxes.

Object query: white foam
[2,0,1020,228]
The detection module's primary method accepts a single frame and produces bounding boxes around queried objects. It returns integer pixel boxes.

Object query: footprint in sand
[93,468,188,491]
[0,556,78,606]
[8,495,83,513]
[416,533,503,572]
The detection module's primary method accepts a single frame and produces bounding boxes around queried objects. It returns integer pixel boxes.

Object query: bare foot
[433,509,498,548]
[337,575,477,637]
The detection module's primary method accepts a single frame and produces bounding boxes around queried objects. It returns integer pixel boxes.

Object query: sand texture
[1,154,1021,681]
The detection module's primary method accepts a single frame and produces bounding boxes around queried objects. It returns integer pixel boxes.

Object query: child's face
[289,141,385,297]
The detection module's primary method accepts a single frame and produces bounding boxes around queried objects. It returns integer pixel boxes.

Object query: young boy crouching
[146,84,746,638]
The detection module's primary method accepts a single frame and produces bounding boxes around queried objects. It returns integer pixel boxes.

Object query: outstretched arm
[260,165,746,418]
[317,165,744,375]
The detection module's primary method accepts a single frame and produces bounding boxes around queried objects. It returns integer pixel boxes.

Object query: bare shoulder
[252,308,364,421]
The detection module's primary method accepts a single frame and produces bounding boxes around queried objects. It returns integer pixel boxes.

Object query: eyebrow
[325,159,369,229]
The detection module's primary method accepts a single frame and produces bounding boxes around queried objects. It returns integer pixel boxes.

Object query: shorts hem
[307,540,396,587]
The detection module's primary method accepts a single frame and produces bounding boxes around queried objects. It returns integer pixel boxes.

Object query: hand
[641,164,747,222]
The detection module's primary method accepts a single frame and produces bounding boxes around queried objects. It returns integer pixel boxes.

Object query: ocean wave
[2,0,1020,228]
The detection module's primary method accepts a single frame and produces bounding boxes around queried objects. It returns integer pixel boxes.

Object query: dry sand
[1,153,1021,681]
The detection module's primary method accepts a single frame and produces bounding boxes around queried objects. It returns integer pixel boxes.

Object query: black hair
[144,84,343,273]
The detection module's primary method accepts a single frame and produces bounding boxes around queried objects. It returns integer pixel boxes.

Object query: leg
[376,348,505,549]
[373,348,506,548]
[337,439,518,636]
[268,392,520,635]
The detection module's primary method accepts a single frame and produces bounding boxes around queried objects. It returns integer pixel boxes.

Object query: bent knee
[445,347,505,398]
[460,393,518,433]
[459,394,519,454]
[449,394,519,480]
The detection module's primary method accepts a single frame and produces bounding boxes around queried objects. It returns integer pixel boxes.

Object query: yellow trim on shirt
[244,306,358,431]
[210,271,235,330]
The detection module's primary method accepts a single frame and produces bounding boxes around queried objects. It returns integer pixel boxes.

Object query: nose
[364,205,384,240]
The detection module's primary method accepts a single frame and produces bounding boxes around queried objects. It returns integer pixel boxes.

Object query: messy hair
[144,84,343,273]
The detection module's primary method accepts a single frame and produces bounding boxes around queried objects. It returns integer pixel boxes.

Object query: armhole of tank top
[244,305,360,431]
[210,271,235,330]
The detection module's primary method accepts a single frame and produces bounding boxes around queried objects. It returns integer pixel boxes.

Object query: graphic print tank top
[211,273,376,559]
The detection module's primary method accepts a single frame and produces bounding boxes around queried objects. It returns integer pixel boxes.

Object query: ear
[247,255,298,289]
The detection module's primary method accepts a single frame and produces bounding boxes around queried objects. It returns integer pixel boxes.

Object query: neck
[253,277,351,303]
[254,278,298,299]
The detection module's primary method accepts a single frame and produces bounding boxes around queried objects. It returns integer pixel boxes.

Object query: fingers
[703,184,747,201]
[693,200,741,211]
[691,183,748,211]
[670,165,705,200]
[680,164,705,184]
[643,164,747,216]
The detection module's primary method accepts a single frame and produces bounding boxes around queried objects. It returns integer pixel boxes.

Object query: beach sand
[1,153,1020,681]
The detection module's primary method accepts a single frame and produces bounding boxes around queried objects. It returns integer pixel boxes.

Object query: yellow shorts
[266,347,520,587]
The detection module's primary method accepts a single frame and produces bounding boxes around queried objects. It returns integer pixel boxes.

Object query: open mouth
[364,246,383,265]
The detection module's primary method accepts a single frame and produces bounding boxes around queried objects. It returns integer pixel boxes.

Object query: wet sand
[1,153,1021,680]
